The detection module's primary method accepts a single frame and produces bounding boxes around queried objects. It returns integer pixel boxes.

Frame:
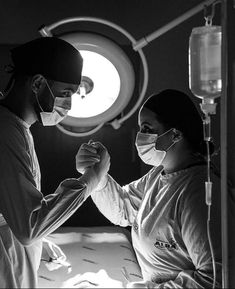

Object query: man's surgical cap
[10,37,83,85]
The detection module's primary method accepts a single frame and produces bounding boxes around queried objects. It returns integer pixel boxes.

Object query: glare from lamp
[68,50,121,118]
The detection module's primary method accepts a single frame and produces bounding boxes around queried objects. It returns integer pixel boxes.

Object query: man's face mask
[135,128,177,167]
[35,79,72,126]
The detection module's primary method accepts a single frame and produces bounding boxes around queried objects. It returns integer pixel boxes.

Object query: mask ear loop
[158,127,173,138]
[153,128,176,152]
[172,128,183,143]
[165,140,177,152]
[164,128,182,152]
[44,79,56,100]
[34,77,55,113]
[33,89,44,113]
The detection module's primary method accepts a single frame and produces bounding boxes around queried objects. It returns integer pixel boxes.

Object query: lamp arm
[133,0,220,51]
[39,17,137,44]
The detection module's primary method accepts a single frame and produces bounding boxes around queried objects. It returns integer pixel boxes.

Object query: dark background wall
[0,0,221,227]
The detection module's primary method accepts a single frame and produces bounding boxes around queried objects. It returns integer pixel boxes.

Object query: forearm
[15,178,89,245]
[91,175,138,227]
[27,167,106,244]
[26,179,89,242]
[0,132,97,245]
[1,176,90,246]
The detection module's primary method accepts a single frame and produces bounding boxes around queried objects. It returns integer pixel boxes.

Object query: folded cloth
[41,238,72,272]
[42,256,72,273]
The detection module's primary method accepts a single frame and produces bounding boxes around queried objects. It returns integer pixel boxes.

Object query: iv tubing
[207,203,217,289]
[203,115,216,288]
[205,137,217,288]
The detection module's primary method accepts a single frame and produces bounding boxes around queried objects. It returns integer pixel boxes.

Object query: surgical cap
[143,89,204,151]
[10,37,83,85]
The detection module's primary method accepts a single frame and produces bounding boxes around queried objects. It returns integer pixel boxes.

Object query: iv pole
[220,1,228,288]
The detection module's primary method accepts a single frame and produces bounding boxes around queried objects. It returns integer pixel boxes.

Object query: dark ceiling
[0,0,218,44]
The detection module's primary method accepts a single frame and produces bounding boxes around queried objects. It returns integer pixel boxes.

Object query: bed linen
[38,226,142,288]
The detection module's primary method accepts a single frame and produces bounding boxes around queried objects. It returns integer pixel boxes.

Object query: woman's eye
[141,126,153,134]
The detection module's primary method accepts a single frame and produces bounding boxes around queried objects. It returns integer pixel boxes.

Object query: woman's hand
[76,141,110,189]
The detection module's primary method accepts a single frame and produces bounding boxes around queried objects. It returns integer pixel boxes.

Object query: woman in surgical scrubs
[76,89,222,288]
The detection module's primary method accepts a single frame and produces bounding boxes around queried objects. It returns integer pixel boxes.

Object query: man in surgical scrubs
[76,89,222,288]
[0,37,109,288]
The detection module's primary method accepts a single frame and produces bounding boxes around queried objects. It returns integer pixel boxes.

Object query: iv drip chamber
[189,25,221,100]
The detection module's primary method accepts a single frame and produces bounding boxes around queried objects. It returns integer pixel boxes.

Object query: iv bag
[189,25,221,100]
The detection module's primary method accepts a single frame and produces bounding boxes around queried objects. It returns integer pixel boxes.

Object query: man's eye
[62,91,72,98]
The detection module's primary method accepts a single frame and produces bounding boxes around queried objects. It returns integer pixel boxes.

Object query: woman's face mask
[36,79,72,126]
[135,128,176,167]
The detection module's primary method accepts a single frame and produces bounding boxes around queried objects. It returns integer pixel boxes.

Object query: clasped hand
[76,141,110,188]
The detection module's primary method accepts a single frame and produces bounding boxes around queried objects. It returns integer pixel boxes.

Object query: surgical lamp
[39,18,148,137]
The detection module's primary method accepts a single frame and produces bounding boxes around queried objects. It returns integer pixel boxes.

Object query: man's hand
[76,141,110,190]
[76,141,101,174]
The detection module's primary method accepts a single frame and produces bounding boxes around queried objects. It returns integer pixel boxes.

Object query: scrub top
[91,165,222,288]
[0,105,89,288]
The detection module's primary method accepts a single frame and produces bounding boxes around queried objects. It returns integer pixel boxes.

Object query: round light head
[59,32,135,128]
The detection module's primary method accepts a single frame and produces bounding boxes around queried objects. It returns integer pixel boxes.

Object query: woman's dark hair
[143,89,215,157]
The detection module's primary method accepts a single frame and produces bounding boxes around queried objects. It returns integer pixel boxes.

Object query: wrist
[95,175,108,191]
[79,170,99,193]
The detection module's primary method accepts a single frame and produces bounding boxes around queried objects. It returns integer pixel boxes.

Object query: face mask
[135,128,175,167]
[36,80,72,126]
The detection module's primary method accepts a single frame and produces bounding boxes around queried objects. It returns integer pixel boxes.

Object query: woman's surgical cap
[143,89,204,152]
[10,37,83,85]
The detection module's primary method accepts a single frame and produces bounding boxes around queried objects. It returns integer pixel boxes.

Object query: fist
[76,141,110,187]
[91,141,110,178]
[76,141,101,174]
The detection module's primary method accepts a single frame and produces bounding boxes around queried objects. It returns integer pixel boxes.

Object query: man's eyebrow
[62,87,77,94]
